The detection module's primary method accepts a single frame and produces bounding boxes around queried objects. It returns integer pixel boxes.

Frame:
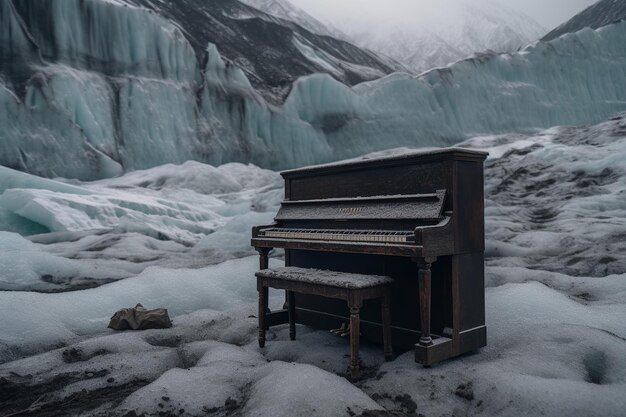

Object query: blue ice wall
[1,0,626,179]
[288,24,626,160]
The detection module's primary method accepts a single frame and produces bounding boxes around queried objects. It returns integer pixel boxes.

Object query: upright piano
[251,148,488,365]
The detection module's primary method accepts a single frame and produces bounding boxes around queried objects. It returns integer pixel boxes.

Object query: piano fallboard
[275,190,446,222]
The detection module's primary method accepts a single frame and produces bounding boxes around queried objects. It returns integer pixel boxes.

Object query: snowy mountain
[1,113,626,416]
[310,0,548,72]
[240,0,348,40]
[237,0,408,73]
[123,0,402,101]
[543,0,626,41]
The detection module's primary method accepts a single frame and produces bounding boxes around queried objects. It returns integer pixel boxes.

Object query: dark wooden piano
[251,148,488,366]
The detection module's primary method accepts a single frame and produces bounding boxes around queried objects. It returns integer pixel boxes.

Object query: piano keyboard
[259,228,415,243]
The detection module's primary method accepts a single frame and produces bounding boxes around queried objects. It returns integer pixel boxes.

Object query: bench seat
[256,267,394,289]
[256,266,394,379]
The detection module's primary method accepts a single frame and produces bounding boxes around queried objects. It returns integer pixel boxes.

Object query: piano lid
[275,190,446,221]
[280,148,488,179]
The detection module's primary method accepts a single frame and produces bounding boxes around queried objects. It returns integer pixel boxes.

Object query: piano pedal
[339,329,364,337]
[330,322,347,334]
[330,323,364,337]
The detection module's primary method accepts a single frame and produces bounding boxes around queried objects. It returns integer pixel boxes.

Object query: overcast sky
[289,0,598,29]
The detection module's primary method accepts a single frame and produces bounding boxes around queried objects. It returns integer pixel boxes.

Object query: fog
[288,0,598,29]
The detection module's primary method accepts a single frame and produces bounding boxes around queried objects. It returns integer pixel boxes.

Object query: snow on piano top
[255,267,394,289]
[280,147,488,177]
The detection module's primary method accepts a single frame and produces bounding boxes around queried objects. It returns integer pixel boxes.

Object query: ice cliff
[1,0,626,180]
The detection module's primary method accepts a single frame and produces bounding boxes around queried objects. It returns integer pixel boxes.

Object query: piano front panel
[287,249,453,350]
[286,160,454,209]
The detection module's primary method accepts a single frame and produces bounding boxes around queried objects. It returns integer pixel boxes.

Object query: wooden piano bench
[255,266,394,379]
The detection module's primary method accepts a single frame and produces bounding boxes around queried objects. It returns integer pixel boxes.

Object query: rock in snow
[1,114,626,416]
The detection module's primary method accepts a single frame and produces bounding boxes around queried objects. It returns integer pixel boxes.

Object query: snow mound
[0,161,282,291]
[0,231,138,291]
[0,256,283,362]
[461,113,626,277]
[120,343,382,417]
[365,280,626,417]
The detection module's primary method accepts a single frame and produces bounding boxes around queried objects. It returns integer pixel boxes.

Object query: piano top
[280,148,488,179]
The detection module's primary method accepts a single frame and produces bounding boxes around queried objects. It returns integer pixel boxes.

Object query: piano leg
[349,305,361,379]
[288,291,296,341]
[256,247,272,330]
[258,283,268,348]
[256,247,270,270]
[417,257,437,348]
[381,290,393,361]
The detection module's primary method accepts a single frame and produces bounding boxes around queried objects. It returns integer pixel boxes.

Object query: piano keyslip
[259,227,415,243]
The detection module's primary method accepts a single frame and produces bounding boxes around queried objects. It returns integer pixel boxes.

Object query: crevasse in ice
[1,0,626,179]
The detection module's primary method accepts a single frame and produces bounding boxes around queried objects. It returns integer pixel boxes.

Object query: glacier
[1,0,626,179]
[1,114,626,415]
[301,0,548,73]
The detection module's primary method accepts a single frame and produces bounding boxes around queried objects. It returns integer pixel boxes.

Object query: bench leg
[381,293,393,361]
[350,307,360,379]
[288,291,296,341]
[258,284,268,348]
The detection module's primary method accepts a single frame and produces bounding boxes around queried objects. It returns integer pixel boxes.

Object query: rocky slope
[543,0,626,41]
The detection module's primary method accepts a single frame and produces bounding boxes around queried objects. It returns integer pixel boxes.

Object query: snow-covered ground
[1,115,626,416]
